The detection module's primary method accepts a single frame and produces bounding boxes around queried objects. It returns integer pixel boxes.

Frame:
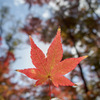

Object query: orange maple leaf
[16,28,87,87]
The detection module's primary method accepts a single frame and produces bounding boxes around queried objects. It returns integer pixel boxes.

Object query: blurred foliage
[0,0,100,100]
[0,6,33,100]
[22,0,100,99]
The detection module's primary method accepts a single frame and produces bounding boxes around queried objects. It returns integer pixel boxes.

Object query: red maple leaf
[16,28,87,87]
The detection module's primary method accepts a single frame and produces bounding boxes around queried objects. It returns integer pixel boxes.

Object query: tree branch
[69,34,88,93]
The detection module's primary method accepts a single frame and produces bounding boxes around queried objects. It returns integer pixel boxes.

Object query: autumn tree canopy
[0,0,100,100]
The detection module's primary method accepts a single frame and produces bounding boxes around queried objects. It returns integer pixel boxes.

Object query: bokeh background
[0,0,100,100]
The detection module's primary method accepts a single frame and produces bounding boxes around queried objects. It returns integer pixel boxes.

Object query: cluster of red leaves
[17,28,87,87]
[0,52,16,99]
[21,16,42,35]
[0,51,31,100]
[0,51,15,73]
[4,52,15,67]
[25,0,51,8]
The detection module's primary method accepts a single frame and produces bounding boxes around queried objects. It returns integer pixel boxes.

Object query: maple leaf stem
[49,79,51,100]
